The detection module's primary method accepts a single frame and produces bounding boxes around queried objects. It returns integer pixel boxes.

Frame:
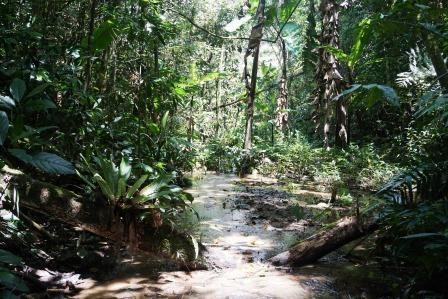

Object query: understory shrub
[259,140,398,192]
[381,200,448,284]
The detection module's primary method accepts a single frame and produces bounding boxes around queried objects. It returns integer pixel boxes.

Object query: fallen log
[1,168,206,269]
[270,216,378,266]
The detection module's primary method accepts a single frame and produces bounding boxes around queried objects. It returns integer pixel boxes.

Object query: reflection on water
[76,174,392,298]
[150,174,311,298]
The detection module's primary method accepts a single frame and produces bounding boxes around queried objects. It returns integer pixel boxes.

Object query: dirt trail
[74,174,388,298]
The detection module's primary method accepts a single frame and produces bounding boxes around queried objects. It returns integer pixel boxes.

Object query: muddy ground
[2,173,405,298]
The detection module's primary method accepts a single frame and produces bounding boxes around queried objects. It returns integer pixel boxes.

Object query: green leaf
[91,19,119,51]
[0,250,22,266]
[334,84,399,107]
[174,87,187,96]
[333,84,362,101]
[279,0,298,23]
[0,95,16,110]
[93,174,115,201]
[0,111,9,145]
[190,235,199,260]
[321,46,349,63]
[10,149,75,174]
[199,72,220,83]
[117,177,126,198]
[401,233,444,239]
[119,157,132,180]
[75,169,96,188]
[30,152,76,174]
[25,83,49,99]
[363,84,399,106]
[10,79,26,102]
[8,149,33,164]
[348,18,372,69]
[0,269,28,292]
[161,111,169,130]
[24,99,57,112]
[127,175,148,199]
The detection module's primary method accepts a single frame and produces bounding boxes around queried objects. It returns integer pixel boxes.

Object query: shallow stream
[75,174,396,298]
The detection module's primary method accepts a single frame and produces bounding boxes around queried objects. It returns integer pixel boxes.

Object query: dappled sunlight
[75,174,316,298]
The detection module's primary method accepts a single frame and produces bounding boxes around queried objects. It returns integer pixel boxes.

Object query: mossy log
[270,216,378,266]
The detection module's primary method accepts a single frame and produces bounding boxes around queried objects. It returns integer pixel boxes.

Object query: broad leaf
[0,111,9,145]
[0,269,28,292]
[127,175,148,199]
[117,177,126,198]
[119,157,132,180]
[348,18,372,69]
[10,149,75,174]
[30,152,76,174]
[25,83,49,99]
[0,95,16,110]
[93,174,115,201]
[401,233,444,239]
[9,79,26,102]
[25,99,57,112]
[0,250,22,266]
[8,149,33,164]
[190,235,199,260]
[334,84,399,107]
[161,111,169,130]
[91,19,119,51]
[321,46,349,64]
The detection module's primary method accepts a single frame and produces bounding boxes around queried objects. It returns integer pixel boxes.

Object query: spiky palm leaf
[377,161,448,205]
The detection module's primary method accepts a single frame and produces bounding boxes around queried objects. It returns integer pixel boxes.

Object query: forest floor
[73,173,401,298]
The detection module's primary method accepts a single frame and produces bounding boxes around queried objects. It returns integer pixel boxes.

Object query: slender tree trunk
[189,96,194,142]
[84,0,98,92]
[243,0,265,150]
[424,35,448,91]
[216,46,226,134]
[303,0,318,75]
[276,37,288,134]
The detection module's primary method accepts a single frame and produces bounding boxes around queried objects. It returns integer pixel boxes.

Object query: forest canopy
[0,0,447,297]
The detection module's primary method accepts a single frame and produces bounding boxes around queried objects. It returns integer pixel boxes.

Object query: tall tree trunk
[189,96,194,142]
[303,0,318,75]
[216,46,226,134]
[243,0,265,150]
[320,0,345,148]
[276,37,288,134]
[84,0,98,92]
[424,35,448,91]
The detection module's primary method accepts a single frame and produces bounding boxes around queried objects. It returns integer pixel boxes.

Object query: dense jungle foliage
[0,0,447,297]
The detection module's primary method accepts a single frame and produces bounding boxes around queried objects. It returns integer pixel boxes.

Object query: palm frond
[377,162,448,204]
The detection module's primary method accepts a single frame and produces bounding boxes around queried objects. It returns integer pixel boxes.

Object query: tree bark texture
[314,0,347,149]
